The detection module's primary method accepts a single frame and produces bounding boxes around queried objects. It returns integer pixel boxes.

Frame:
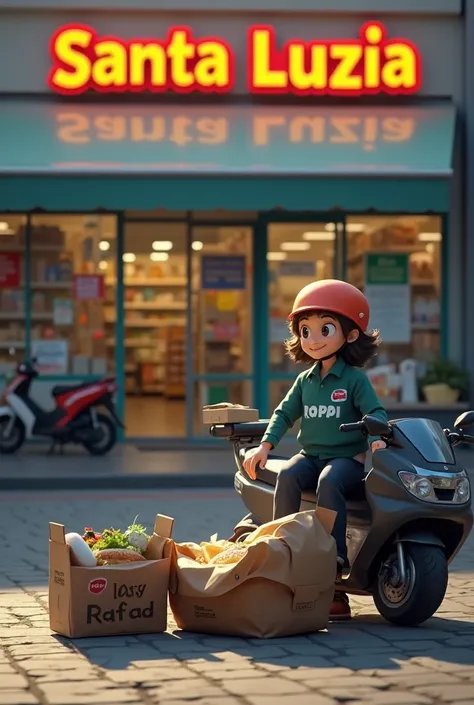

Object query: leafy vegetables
[82,516,150,555]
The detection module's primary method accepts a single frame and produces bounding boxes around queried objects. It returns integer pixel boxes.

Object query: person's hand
[371,440,387,453]
[243,443,271,480]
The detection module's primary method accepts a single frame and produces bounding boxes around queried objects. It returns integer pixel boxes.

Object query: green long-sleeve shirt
[262,357,388,459]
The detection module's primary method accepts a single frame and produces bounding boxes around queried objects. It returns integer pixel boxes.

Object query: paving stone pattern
[0,488,474,705]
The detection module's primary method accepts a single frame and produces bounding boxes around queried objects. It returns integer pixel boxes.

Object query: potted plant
[420,359,469,404]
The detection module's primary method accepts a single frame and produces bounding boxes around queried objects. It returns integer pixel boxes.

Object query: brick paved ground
[0,488,474,705]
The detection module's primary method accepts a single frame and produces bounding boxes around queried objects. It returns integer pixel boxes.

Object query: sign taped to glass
[201,256,246,290]
[73,274,104,301]
[0,252,20,288]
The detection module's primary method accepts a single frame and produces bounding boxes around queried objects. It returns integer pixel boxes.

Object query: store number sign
[48,21,421,96]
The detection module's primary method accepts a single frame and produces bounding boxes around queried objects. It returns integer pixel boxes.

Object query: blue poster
[201,255,246,290]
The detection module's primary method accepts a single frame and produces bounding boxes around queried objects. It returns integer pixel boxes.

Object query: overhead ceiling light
[98,261,108,271]
[123,253,136,263]
[99,240,110,251]
[302,231,336,241]
[280,242,311,251]
[150,252,169,262]
[192,240,204,251]
[346,223,365,233]
[324,223,336,232]
[418,232,442,242]
[267,252,287,261]
[0,221,13,235]
[425,243,436,254]
[152,240,173,251]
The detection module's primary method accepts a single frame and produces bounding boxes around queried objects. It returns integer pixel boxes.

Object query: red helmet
[289,279,370,332]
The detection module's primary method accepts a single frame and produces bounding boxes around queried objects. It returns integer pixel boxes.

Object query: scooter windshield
[395,418,455,464]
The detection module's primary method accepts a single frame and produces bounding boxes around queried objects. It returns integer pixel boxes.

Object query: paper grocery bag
[169,508,337,638]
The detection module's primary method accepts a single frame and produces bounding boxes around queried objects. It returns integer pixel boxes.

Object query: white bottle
[399,359,418,403]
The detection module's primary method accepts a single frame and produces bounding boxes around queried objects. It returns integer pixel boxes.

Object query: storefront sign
[201,256,246,290]
[0,252,20,288]
[73,274,105,301]
[365,253,411,344]
[31,340,69,374]
[48,22,421,96]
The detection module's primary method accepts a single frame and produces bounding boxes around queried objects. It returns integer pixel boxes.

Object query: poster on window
[53,298,74,326]
[201,256,246,290]
[73,274,104,301]
[31,340,68,374]
[0,252,20,288]
[364,253,410,344]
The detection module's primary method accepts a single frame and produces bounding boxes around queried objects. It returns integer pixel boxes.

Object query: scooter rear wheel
[373,544,448,627]
[0,416,25,454]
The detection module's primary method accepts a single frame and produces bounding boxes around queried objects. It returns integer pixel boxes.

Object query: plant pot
[422,383,460,405]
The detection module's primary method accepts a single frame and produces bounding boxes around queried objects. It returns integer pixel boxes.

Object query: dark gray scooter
[211,412,474,626]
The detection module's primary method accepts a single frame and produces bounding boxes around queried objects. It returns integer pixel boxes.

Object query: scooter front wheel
[0,416,25,454]
[373,544,448,627]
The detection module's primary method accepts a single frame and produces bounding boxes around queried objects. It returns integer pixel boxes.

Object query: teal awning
[0,100,455,212]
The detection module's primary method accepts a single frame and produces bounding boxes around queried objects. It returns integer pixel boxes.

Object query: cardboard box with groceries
[202,402,259,425]
[49,515,174,638]
[168,508,337,638]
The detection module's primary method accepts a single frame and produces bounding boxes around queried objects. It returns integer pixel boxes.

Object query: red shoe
[330,592,352,621]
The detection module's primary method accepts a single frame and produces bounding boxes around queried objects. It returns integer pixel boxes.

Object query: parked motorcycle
[210,412,474,626]
[0,358,124,455]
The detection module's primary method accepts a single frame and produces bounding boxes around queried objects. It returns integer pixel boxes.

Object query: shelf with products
[106,277,187,287]
[164,325,186,399]
[103,255,188,396]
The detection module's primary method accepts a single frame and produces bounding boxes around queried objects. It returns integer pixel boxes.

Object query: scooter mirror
[364,414,392,437]
[454,410,474,429]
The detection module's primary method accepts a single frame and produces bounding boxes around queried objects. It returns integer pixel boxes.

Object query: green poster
[365,253,409,286]
[364,252,411,343]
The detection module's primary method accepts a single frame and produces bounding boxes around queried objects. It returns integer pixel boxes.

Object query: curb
[0,473,234,492]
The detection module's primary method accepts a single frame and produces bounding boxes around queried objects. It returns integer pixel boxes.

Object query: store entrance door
[265,218,344,417]
[122,220,188,437]
[190,225,254,436]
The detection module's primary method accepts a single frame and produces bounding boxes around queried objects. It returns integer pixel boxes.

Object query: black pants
[273,453,365,562]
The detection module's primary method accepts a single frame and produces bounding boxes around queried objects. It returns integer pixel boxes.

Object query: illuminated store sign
[48,22,421,96]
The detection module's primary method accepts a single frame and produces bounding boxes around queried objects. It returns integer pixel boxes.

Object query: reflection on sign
[57,112,415,149]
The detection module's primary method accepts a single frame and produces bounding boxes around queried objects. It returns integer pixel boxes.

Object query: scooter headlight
[398,472,435,500]
[455,477,470,503]
[398,469,471,504]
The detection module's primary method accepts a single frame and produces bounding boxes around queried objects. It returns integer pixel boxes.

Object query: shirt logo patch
[331,389,347,402]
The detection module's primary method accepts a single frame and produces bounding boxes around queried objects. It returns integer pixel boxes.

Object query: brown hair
[284,310,381,368]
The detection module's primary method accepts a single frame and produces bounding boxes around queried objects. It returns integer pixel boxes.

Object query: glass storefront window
[120,221,188,437]
[267,222,337,375]
[0,215,27,372]
[29,214,117,376]
[346,215,442,404]
[191,225,253,434]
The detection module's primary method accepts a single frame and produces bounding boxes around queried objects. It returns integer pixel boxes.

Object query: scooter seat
[52,382,92,396]
[256,456,368,511]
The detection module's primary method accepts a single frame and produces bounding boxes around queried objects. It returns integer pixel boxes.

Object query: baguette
[94,548,146,565]
[209,545,248,565]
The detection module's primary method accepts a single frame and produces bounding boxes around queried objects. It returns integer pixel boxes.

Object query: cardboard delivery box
[202,402,259,425]
[169,508,337,638]
[49,515,174,638]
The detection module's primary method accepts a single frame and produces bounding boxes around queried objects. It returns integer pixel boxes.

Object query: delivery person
[243,279,388,621]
